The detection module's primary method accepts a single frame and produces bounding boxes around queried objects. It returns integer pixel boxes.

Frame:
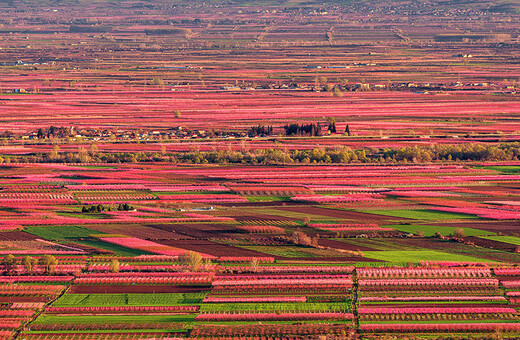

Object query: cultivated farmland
[1,0,520,339]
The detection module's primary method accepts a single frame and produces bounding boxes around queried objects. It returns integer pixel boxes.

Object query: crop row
[10,302,46,309]
[359,278,499,287]
[497,268,520,277]
[361,323,520,333]
[501,281,520,288]
[74,276,213,286]
[360,312,517,322]
[2,265,86,275]
[20,332,174,340]
[0,276,74,283]
[213,278,353,287]
[194,312,354,322]
[191,324,352,337]
[46,306,199,314]
[76,272,214,278]
[357,267,492,278]
[0,331,12,340]
[359,295,506,302]
[0,310,35,318]
[203,296,306,303]
[213,284,351,293]
[0,284,65,296]
[358,307,516,314]
[227,265,354,273]
[0,322,21,330]
[290,194,384,203]
[214,274,352,281]
[218,256,275,263]
[200,301,349,313]
[28,322,185,331]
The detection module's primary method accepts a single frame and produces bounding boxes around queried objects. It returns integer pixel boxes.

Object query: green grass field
[386,224,494,237]
[34,314,195,325]
[478,165,520,174]
[71,240,154,257]
[339,238,422,251]
[479,236,520,245]
[240,245,349,258]
[24,225,105,240]
[366,209,478,220]
[240,245,318,257]
[53,293,206,307]
[56,212,110,220]
[362,250,497,263]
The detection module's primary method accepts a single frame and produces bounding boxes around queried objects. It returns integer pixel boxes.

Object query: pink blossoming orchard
[1,0,520,338]
[0,162,519,339]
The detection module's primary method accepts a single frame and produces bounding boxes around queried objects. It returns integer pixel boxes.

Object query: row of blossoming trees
[358,263,520,336]
[3,255,520,339]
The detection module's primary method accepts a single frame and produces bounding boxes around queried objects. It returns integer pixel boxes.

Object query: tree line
[1,142,520,165]
[2,254,57,275]
[81,203,134,213]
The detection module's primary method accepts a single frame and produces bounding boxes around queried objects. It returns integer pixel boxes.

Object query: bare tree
[39,255,58,275]
[2,254,16,275]
[250,257,259,272]
[22,256,37,274]
[453,228,466,238]
[109,259,120,273]
[292,229,312,246]
[180,251,203,272]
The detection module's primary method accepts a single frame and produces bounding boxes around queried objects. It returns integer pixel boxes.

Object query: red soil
[155,239,270,258]
[318,239,380,251]
[0,231,39,241]
[277,206,407,221]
